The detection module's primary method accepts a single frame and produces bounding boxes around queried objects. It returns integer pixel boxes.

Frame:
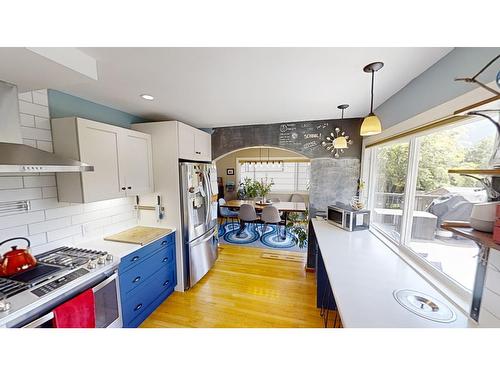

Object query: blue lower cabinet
[119,233,177,328]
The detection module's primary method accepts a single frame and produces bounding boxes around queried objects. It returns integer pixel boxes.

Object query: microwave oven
[327,204,370,231]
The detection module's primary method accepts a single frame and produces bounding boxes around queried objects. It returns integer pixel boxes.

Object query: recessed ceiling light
[140,94,154,100]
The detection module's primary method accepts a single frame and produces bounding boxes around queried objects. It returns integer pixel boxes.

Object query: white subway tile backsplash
[46,204,83,220]
[36,140,53,153]
[0,177,23,190]
[0,211,45,230]
[0,188,42,202]
[31,238,74,256]
[29,198,69,211]
[18,91,33,103]
[34,116,51,130]
[46,225,82,242]
[0,225,29,241]
[20,113,35,127]
[23,139,37,147]
[32,90,49,106]
[23,175,56,188]
[26,233,47,247]
[29,217,71,235]
[42,186,57,198]
[21,126,52,142]
[18,100,50,118]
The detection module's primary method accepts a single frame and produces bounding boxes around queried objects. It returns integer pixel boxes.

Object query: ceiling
[0,47,453,128]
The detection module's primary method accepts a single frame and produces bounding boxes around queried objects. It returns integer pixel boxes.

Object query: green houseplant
[286,209,309,249]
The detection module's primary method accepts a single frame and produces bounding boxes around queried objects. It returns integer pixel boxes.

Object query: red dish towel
[53,289,96,328]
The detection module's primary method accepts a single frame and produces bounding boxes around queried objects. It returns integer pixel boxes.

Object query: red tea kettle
[0,237,37,277]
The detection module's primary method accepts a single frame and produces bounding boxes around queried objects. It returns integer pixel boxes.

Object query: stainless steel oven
[20,270,122,328]
[327,204,370,231]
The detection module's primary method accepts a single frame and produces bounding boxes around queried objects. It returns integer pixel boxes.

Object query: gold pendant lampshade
[360,62,384,136]
[334,104,349,149]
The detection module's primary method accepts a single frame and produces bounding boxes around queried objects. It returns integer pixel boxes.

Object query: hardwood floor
[140,244,335,328]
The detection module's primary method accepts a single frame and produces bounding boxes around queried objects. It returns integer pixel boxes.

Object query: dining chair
[290,194,304,203]
[238,203,259,232]
[261,205,285,240]
[219,198,239,226]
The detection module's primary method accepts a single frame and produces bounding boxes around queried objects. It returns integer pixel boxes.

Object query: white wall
[0,89,137,255]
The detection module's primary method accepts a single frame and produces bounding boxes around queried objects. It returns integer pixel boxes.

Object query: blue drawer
[120,233,174,272]
[120,244,175,295]
[126,286,175,328]
[122,263,176,327]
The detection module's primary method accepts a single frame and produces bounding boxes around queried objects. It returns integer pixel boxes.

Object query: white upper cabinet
[52,117,154,203]
[177,121,211,161]
[118,129,154,196]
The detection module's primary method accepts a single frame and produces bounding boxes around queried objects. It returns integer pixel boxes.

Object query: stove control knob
[88,261,97,269]
[106,254,114,262]
[97,257,105,265]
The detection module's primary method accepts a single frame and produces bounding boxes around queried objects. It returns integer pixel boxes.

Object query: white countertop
[312,218,476,328]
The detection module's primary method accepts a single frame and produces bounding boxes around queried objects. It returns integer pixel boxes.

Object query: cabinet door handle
[127,186,132,190]
[195,151,201,154]
[162,257,168,262]
[161,241,167,246]
[163,280,170,286]
[133,276,141,283]
[134,303,143,311]
[131,256,140,262]
[121,187,126,191]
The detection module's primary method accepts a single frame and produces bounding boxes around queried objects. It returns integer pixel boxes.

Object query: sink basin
[393,289,456,323]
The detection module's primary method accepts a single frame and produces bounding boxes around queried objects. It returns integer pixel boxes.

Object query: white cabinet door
[178,122,196,160]
[118,129,154,195]
[194,130,211,161]
[77,119,125,202]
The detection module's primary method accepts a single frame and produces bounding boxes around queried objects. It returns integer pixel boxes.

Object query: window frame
[364,115,497,308]
[236,156,310,194]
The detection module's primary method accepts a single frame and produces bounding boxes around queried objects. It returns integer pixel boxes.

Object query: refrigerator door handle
[190,226,216,247]
[202,169,212,226]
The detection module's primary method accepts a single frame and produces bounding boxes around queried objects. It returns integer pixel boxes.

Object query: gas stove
[0,246,117,327]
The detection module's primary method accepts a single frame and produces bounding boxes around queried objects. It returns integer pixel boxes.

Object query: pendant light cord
[370,70,375,114]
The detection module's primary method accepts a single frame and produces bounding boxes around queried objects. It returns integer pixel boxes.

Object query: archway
[214,146,310,203]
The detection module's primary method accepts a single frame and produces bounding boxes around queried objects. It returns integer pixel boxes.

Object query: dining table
[220,199,307,239]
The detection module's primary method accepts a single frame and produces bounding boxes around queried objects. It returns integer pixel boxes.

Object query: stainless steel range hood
[0,81,93,173]
[0,142,93,173]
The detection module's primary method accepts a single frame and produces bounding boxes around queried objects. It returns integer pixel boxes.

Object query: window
[370,140,410,242]
[367,115,498,296]
[239,161,310,192]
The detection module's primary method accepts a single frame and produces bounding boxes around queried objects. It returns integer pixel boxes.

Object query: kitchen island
[311,218,476,328]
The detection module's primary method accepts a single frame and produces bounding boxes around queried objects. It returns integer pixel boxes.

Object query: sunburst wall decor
[321,128,353,158]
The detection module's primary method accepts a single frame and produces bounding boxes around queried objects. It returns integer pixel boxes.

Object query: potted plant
[286,209,309,249]
[255,178,274,204]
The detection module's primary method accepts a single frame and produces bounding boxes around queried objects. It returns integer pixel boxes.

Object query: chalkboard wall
[212,118,363,160]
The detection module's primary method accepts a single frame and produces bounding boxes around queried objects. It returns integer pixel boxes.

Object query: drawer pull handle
[121,187,126,191]
[162,241,167,245]
[162,257,168,262]
[133,276,141,283]
[163,280,170,286]
[131,256,140,262]
[134,303,143,311]
[127,186,132,190]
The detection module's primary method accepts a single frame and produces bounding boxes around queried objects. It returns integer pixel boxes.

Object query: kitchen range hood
[0,81,93,173]
[0,142,93,173]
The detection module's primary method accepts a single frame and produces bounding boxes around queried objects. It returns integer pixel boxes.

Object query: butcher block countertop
[104,226,173,245]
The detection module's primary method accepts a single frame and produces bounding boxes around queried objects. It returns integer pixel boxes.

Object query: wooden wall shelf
[441,222,500,251]
[447,169,500,176]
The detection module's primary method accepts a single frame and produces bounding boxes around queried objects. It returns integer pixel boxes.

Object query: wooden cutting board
[104,226,173,245]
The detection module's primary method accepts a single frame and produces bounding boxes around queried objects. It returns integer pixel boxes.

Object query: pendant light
[333,104,349,149]
[360,61,384,136]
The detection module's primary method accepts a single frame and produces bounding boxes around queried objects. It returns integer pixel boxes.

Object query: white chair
[261,206,285,240]
[290,194,304,203]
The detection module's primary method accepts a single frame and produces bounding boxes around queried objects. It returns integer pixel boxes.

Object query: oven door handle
[92,271,118,293]
[22,311,54,328]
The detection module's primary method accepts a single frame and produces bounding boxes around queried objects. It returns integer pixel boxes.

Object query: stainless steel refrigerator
[179,162,219,290]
